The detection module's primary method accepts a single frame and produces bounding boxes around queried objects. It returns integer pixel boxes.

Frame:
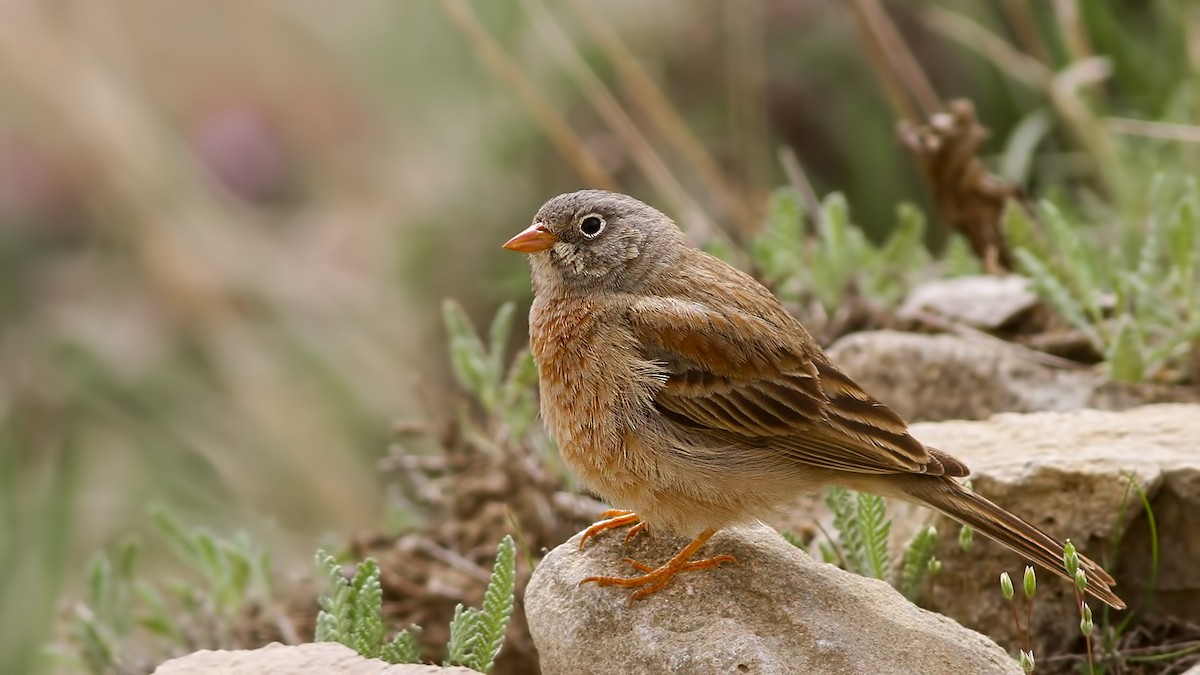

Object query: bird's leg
[578,509,644,550]
[579,529,737,601]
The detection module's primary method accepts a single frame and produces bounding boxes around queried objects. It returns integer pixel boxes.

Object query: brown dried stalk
[437,0,618,192]
[898,100,1019,274]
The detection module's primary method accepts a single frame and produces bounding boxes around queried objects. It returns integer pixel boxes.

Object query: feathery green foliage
[314,552,420,665]
[63,510,273,674]
[751,188,975,322]
[824,486,891,580]
[317,535,515,673]
[898,525,940,601]
[443,300,540,437]
[445,534,516,673]
[1005,175,1200,382]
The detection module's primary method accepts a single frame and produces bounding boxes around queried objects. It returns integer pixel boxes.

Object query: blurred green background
[1,1,1195,672]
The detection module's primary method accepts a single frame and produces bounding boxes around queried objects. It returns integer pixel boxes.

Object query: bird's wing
[626,294,961,476]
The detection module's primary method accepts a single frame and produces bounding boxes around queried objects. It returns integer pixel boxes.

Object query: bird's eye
[579,214,606,239]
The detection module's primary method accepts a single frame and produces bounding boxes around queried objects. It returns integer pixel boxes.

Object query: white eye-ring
[579,213,606,239]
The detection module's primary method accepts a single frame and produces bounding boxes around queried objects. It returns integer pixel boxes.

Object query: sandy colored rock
[897,275,1038,330]
[525,522,1020,675]
[826,331,1199,422]
[152,642,479,675]
[899,404,1200,657]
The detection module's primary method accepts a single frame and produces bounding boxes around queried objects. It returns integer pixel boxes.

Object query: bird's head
[503,190,685,295]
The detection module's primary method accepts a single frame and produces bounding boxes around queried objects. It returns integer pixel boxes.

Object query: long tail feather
[900,477,1125,610]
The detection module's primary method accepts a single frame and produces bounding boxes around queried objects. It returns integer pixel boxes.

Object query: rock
[152,642,478,675]
[899,404,1200,658]
[897,275,1039,330]
[526,522,1020,675]
[826,331,1200,422]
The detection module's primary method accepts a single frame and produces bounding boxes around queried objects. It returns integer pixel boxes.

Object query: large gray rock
[900,404,1200,657]
[826,331,1199,422]
[526,522,1020,675]
[153,642,478,675]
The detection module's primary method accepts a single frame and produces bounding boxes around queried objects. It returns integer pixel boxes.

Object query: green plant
[1000,566,1038,673]
[751,189,951,327]
[444,533,517,673]
[443,300,541,438]
[314,553,421,664]
[897,524,940,601]
[1005,175,1200,383]
[819,488,946,600]
[315,534,516,673]
[62,509,275,675]
[820,486,891,581]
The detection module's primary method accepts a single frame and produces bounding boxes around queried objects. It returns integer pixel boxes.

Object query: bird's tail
[898,476,1125,610]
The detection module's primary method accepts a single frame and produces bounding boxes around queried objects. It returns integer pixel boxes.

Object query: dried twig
[899,100,1019,274]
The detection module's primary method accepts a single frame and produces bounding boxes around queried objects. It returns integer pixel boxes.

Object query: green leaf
[314,550,350,643]
[1001,201,1036,251]
[151,508,200,565]
[880,203,926,270]
[468,535,517,673]
[442,299,493,405]
[826,487,892,581]
[1013,247,1104,350]
[85,553,112,625]
[898,525,939,601]
[754,188,804,281]
[380,627,422,665]
[857,491,892,580]
[1039,201,1103,327]
[500,350,539,435]
[349,559,384,657]
[445,604,480,668]
[71,606,117,675]
[1108,315,1147,382]
[134,581,182,642]
[942,234,983,277]
[826,486,863,575]
[486,302,516,388]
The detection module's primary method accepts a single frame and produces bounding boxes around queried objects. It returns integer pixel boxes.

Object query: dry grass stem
[520,0,739,255]
[925,6,1052,90]
[924,7,1125,203]
[437,0,619,191]
[1047,57,1124,202]
[1000,0,1050,64]
[850,0,943,121]
[564,0,752,231]
[1053,0,1094,64]
[723,0,770,234]
[1106,118,1200,144]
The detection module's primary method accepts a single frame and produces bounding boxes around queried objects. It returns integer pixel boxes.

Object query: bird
[502,189,1124,609]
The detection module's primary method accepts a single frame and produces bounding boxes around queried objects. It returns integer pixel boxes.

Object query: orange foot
[579,528,738,601]
[578,509,648,549]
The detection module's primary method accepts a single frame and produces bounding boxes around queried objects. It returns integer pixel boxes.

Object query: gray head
[503,190,686,295]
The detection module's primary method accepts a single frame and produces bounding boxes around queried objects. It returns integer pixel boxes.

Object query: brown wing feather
[627,291,961,477]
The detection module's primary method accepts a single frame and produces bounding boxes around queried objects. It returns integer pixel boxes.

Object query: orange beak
[502,222,558,253]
